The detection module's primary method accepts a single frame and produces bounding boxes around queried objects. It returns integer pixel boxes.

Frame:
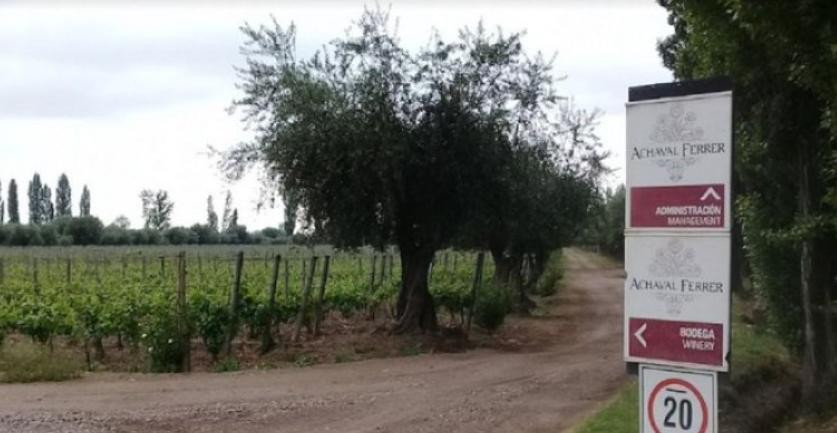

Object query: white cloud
[0,1,672,229]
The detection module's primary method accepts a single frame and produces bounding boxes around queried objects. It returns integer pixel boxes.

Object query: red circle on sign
[647,378,709,433]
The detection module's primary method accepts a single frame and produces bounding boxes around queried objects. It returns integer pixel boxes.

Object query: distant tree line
[576,185,625,259]
[0,173,295,247]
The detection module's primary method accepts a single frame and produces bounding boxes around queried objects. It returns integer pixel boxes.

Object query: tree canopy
[223,8,606,332]
[657,0,837,399]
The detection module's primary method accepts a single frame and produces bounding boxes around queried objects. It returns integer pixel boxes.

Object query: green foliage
[577,185,625,259]
[79,185,91,217]
[6,179,19,224]
[141,300,186,373]
[571,382,639,433]
[657,2,837,384]
[164,227,197,245]
[535,250,563,296]
[293,353,314,367]
[213,357,240,373]
[0,246,492,375]
[27,173,43,225]
[206,195,219,232]
[63,216,104,245]
[189,292,230,360]
[474,282,509,332]
[225,9,608,331]
[55,174,72,218]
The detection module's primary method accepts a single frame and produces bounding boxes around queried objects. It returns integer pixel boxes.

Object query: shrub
[101,225,132,245]
[188,294,230,361]
[190,224,219,244]
[474,282,510,332]
[164,227,196,245]
[40,224,58,246]
[535,251,564,296]
[7,224,42,246]
[63,216,104,245]
[261,227,282,239]
[213,357,240,373]
[141,307,187,373]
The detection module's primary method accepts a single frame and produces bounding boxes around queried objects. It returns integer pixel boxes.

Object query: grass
[728,300,794,386]
[566,297,792,432]
[212,357,241,373]
[0,341,83,383]
[570,382,638,433]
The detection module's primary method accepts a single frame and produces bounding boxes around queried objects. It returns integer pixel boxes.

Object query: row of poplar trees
[0,174,90,225]
[657,0,837,401]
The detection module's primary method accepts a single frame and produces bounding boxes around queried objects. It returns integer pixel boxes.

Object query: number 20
[663,396,693,430]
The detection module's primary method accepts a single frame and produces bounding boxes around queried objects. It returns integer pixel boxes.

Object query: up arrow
[634,323,648,348]
[700,187,722,201]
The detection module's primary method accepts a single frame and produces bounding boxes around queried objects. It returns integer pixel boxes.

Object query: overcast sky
[0,1,673,230]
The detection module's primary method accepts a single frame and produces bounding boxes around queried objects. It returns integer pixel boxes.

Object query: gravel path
[0,248,625,433]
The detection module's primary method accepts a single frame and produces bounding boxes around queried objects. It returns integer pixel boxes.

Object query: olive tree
[222,9,592,332]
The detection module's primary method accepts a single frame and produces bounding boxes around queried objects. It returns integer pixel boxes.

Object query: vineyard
[0,245,496,372]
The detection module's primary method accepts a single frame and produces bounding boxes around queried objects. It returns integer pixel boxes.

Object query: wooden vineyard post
[389,254,394,279]
[65,258,72,285]
[369,255,377,291]
[293,256,318,341]
[94,258,102,285]
[159,256,165,280]
[32,257,39,295]
[283,258,290,301]
[0,258,4,286]
[313,256,331,336]
[378,254,386,284]
[176,252,191,372]
[141,255,147,282]
[428,256,436,285]
[466,252,485,333]
[261,254,282,354]
[225,251,245,356]
[301,259,307,297]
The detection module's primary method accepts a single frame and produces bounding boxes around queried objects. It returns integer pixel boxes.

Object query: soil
[0,248,626,433]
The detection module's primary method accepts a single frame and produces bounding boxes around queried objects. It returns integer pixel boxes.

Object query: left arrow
[634,323,648,348]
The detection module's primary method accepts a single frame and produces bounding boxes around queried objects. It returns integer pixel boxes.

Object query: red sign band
[629,318,724,367]
[630,184,725,228]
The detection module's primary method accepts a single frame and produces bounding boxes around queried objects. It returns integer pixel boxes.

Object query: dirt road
[0,249,625,433]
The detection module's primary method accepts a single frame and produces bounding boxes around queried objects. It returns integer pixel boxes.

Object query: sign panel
[630,185,725,229]
[625,92,732,232]
[640,365,717,433]
[628,318,723,367]
[624,235,730,371]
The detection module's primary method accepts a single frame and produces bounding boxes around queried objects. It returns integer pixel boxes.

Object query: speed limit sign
[640,364,717,433]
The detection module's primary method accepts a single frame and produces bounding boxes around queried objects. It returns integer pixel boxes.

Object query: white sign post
[625,78,733,433]
[624,81,733,371]
[640,365,718,433]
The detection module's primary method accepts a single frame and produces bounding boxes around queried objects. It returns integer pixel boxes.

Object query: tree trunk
[394,246,437,334]
[799,148,818,399]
